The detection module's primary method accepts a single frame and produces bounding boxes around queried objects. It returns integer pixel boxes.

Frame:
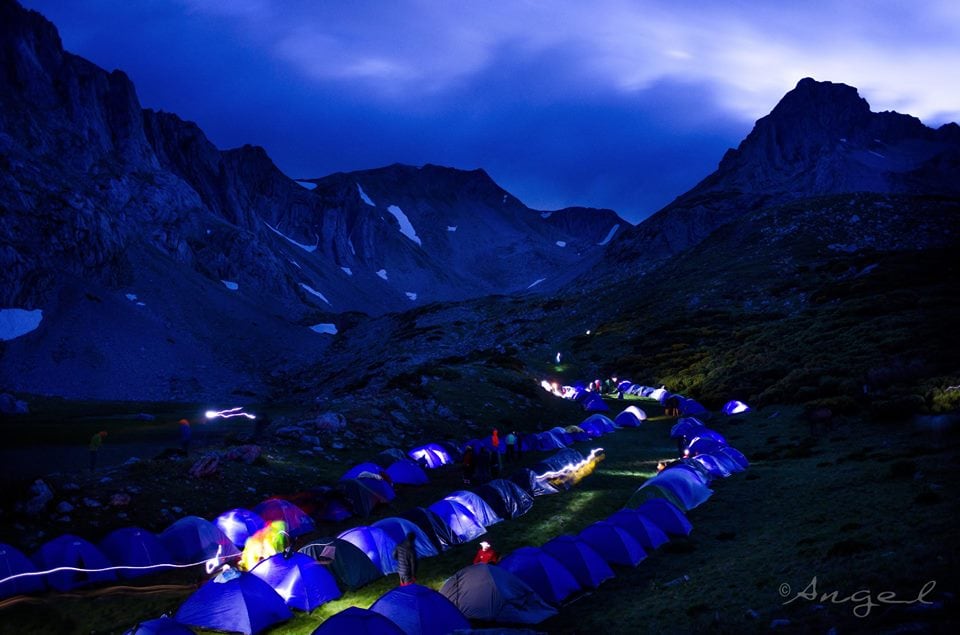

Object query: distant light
[206,407,256,420]
[586,330,591,335]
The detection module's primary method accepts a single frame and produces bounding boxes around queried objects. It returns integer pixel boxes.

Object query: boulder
[189,454,220,478]
[110,492,132,507]
[275,425,307,439]
[225,445,262,464]
[313,412,347,431]
[56,501,74,514]
[25,479,53,515]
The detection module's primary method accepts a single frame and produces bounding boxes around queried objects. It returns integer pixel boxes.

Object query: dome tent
[299,537,382,591]
[440,563,557,624]
[605,509,670,550]
[250,552,341,611]
[0,542,45,598]
[175,573,292,635]
[337,526,399,575]
[474,479,534,519]
[499,546,581,605]
[370,583,470,635]
[633,499,693,537]
[214,509,266,549]
[122,616,196,634]
[159,516,240,565]
[427,499,487,543]
[398,507,460,551]
[310,606,404,635]
[32,534,116,591]
[99,527,173,578]
[578,521,647,567]
[443,490,502,527]
[540,535,614,589]
[372,517,440,558]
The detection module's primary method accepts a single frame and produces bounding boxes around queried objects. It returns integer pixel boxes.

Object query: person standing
[179,419,192,455]
[393,531,418,586]
[473,541,499,564]
[505,430,518,463]
[491,428,502,476]
[462,446,475,485]
[89,431,107,471]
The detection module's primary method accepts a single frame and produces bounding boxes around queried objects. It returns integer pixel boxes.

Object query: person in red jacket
[473,541,499,565]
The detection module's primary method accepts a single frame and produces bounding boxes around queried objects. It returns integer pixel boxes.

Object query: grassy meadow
[1,394,956,634]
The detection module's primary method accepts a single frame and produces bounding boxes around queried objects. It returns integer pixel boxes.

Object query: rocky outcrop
[605,78,960,269]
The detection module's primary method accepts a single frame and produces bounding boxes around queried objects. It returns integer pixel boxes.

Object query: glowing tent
[337,526,399,575]
[723,399,752,415]
[371,517,440,558]
[408,443,452,469]
[427,499,486,543]
[614,406,647,427]
[250,552,341,611]
[443,490,502,527]
[175,573,292,635]
[159,516,240,566]
[369,583,470,635]
[214,509,266,549]
[439,563,557,624]
[32,534,116,591]
[253,498,315,538]
[499,546,581,605]
[540,535,614,589]
[99,527,173,578]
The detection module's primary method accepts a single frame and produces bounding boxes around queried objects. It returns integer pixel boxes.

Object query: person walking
[89,431,107,471]
[393,531,418,586]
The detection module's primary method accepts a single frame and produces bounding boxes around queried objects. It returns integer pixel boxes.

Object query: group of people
[392,533,500,586]
[462,428,520,485]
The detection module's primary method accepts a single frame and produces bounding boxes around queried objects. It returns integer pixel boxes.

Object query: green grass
[1,398,956,634]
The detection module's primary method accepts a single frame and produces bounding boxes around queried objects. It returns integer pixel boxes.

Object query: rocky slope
[0,0,622,399]
[604,78,960,270]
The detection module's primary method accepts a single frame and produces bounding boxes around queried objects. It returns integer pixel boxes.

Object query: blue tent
[253,498,315,538]
[582,394,609,412]
[578,521,647,567]
[373,448,410,468]
[99,527,173,578]
[427,499,486,543]
[605,509,670,550]
[548,427,575,446]
[690,453,733,478]
[408,444,452,468]
[444,490,502,527]
[32,534,116,591]
[338,478,391,517]
[0,542,45,598]
[440,563,557,624]
[540,535,614,589]
[311,606,405,635]
[474,479,534,520]
[159,516,240,565]
[680,398,708,416]
[340,462,386,481]
[385,460,428,485]
[214,508,266,549]
[634,499,693,536]
[718,446,750,470]
[614,406,646,427]
[500,546,581,605]
[723,399,751,415]
[670,418,705,439]
[123,616,197,634]
[337,526,399,575]
[629,469,713,511]
[370,583,470,635]
[250,552,341,611]
[299,538,382,591]
[371,517,439,558]
[685,437,726,457]
[398,507,460,551]
[531,431,568,451]
[581,413,617,433]
[175,573,292,634]
[509,467,559,497]
[356,476,396,502]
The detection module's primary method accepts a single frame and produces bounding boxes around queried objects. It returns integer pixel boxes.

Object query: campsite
[1,388,956,634]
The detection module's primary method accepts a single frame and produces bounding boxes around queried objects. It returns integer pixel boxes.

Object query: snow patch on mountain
[541,212,552,219]
[265,221,318,253]
[299,283,331,305]
[405,292,418,301]
[341,267,353,276]
[310,323,338,335]
[0,308,43,341]
[357,183,376,206]
[527,278,546,289]
[296,180,317,190]
[556,241,566,247]
[387,205,422,246]
[221,280,238,290]
[598,224,620,246]
[447,226,457,232]
[125,293,137,301]
[377,269,388,281]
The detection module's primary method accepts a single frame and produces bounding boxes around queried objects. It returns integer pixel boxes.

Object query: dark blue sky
[22,1,960,223]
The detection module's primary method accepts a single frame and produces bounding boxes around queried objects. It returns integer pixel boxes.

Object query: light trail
[204,407,256,420]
